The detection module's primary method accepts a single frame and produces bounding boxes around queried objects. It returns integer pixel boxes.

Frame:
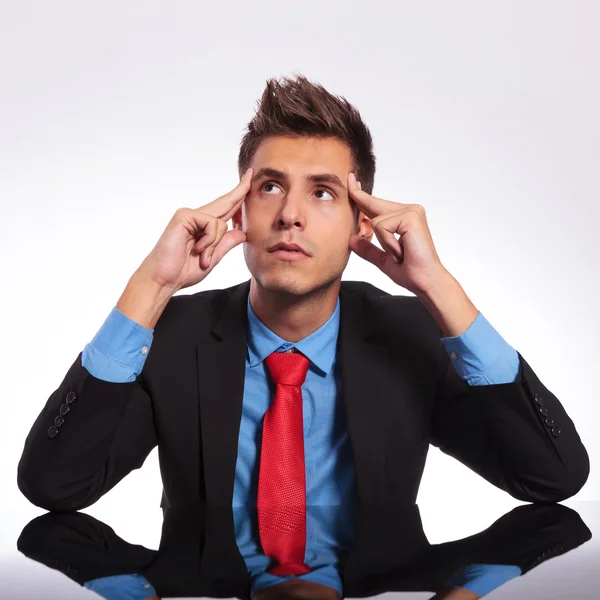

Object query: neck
[249,277,340,343]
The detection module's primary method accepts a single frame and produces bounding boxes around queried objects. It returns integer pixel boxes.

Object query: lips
[268,242,309,256]
[269,248,309,261]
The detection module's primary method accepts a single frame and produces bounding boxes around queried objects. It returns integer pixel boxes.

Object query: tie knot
[265,350,310,386]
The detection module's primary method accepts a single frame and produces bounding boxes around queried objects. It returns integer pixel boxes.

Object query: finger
[207,229,247,266]
[349,235,392,270]
[198,167,254,222]
[373,214,404,259]
[193,217,219,255]
[199,219,228,268]
[347,173,396,219]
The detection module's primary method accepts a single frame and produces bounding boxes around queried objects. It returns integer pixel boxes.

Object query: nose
[276,193,305,230]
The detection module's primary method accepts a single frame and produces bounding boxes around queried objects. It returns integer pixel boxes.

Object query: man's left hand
[347,172,450,296]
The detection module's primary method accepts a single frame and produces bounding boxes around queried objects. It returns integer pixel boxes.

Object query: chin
[257,271,315,297]
[254,266,343,300]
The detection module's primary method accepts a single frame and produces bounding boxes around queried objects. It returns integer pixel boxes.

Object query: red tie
[257,349,311,576]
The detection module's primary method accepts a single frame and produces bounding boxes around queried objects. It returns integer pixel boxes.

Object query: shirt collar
[246,294,340,375]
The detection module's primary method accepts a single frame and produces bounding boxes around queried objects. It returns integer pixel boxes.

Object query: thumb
[349,235,387,269]
[209,230,247,265]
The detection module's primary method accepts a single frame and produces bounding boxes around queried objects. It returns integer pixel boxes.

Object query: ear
[356,212,374,242]
[231,207,243,231]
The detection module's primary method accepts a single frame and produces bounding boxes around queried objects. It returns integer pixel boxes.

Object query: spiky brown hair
[237,73,376,226]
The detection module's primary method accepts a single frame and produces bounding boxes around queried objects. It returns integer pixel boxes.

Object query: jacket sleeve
[430,335,590,502]
[17,309,158,510]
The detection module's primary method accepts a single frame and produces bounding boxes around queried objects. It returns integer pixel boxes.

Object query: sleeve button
[54,415,65,427]
[59,403,71,416]
[450,351,457,360]
[48,426,59,438]
[65,392,77,404]
[141,346,149,355]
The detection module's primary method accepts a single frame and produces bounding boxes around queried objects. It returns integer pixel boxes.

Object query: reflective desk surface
[1,500,597,600]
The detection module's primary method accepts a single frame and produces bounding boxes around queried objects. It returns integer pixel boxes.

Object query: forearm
[116,268,176,329]
[416,271,479,338]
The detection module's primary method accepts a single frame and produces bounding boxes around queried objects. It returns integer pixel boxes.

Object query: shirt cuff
[443,563,522,597]
[85,306,154,382]
[441,312,520,385]
[83,573,157,599]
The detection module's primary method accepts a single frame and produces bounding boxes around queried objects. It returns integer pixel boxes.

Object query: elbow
[509,463,590,503]
[17,475,60,511]
[560,455,591,501]
[553,444,591,501]
[509,437,591,503]
[17,462,96,512]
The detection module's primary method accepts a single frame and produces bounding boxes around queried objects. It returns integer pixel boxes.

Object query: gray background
[1,1,598,596]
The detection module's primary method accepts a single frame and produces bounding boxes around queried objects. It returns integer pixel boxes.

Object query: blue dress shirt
[80,290,522,599]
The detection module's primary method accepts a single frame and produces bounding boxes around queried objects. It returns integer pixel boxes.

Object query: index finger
[201,167,254,222]
[347,173,395,220]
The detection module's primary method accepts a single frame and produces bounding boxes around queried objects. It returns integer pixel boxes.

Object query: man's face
[232,135,371,297]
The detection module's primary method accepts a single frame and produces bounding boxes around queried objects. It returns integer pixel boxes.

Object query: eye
[262,182,281,195]
[261,182,334,201]
[315,188,334,201]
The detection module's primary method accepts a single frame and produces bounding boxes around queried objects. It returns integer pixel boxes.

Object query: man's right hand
[138,166,253,292]
[116,167,253,329]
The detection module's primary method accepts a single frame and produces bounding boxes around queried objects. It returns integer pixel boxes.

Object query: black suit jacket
[17,278,590,510]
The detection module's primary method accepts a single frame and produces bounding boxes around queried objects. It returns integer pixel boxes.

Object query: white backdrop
[1,0,598,562]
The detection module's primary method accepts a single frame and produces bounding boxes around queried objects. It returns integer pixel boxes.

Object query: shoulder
[340,279,442,342]
[154,279,247,335]
[340,279,430,315]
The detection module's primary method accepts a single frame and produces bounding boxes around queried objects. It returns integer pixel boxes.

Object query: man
[18,74,589,599]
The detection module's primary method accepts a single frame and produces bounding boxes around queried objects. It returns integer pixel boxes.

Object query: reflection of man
[250,581,481,600]
[84,576,482,600]
[19,504,591,600]
[18,74,589,599]
[251,579,342,600]
[251,580,483,600]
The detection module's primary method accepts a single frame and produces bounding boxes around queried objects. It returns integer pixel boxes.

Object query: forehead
[250,135,353,173]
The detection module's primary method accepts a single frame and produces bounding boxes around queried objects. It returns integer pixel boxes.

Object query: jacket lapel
[338,283,389,505]
[197,279,251,507]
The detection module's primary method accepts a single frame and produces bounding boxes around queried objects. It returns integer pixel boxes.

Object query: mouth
[268,249,310,261]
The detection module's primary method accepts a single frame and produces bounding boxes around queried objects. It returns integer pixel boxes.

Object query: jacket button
[59,403,70,416]
[551,426,561,437]
[48,426,59,438]
[54,415,65,427]
[66,391,77,404]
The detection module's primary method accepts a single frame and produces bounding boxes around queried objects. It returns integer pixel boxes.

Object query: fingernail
[357,181,362,190]
[349,172,356,183]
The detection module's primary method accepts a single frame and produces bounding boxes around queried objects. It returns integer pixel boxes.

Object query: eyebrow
[252,167,347,191]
